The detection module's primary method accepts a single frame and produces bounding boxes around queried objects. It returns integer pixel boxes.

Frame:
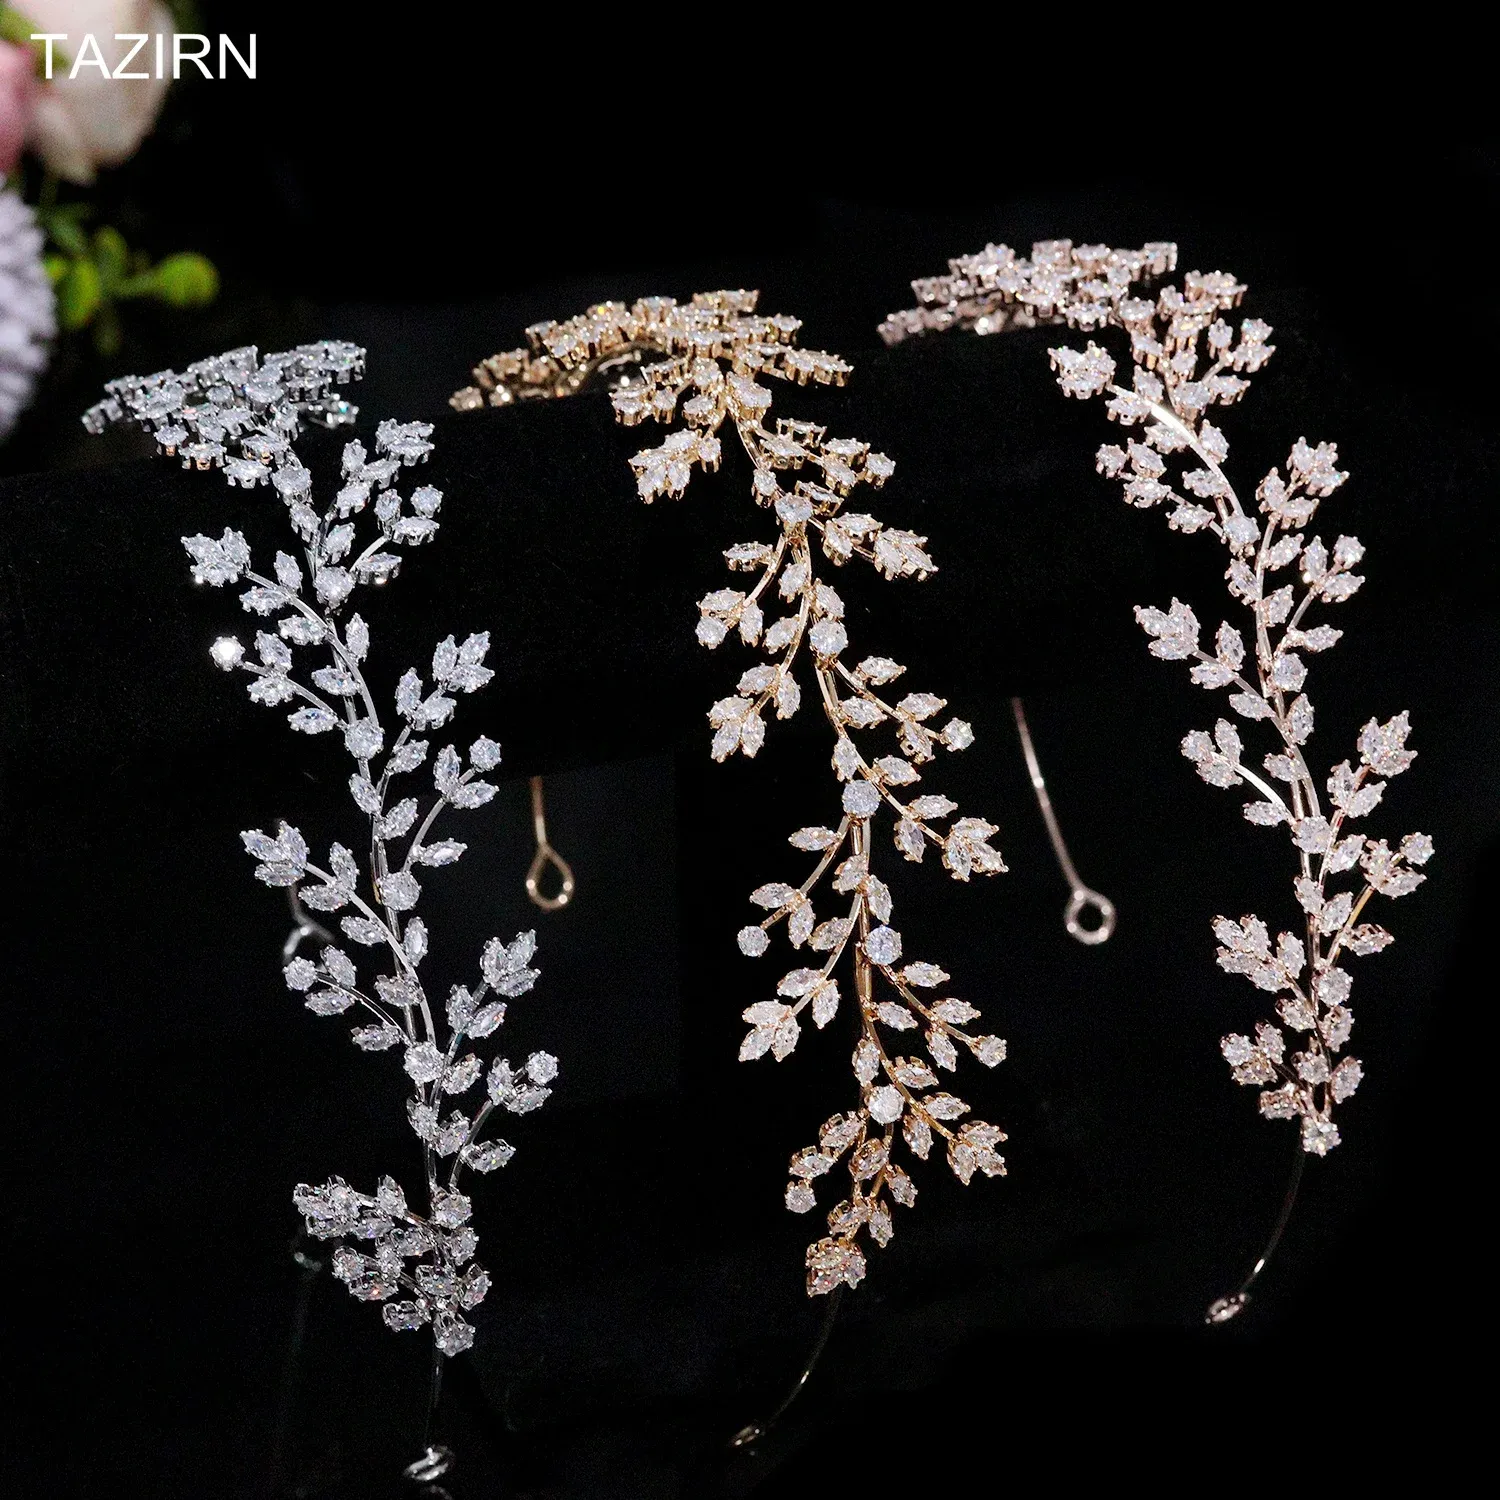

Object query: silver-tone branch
[85,342,559,1359]
[283,887,335,961]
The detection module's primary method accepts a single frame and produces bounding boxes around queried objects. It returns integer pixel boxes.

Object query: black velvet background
[1,27,1495,1495]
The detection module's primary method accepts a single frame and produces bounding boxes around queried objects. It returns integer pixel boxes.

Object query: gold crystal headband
[456,292,1012,1298]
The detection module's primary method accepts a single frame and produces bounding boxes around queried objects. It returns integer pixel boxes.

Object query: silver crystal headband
[86,344,557,1362]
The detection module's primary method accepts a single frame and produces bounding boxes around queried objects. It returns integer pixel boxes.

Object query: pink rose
[0,42,38,177]
[23,1,173,184]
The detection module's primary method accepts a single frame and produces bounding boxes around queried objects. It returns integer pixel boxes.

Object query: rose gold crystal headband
[883,239,1433,1319]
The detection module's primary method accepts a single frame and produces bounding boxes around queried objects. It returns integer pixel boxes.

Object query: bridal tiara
[85,344,558,1360]
[882,240,1433,1317]
[457,293,1011,1296]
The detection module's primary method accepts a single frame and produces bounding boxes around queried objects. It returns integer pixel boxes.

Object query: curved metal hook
[1206,1141,1306,1324]
[1065,887,1117,946]
[1011,698,1117,946]
[525,776,575,911]
[728,1286,844,1451]
[403,1446,454,1485]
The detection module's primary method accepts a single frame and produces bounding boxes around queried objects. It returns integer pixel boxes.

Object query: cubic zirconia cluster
[88,344,557,1357]
[885,242,1432,1165]
[457,294,1008,1295]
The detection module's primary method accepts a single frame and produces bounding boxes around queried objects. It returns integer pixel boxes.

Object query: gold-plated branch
[457,291,1009,1296]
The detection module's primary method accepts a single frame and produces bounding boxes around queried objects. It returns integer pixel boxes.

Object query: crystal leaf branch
[87,343,557,1357]
[456,294,1007,1295]
[884,241,1432,1156]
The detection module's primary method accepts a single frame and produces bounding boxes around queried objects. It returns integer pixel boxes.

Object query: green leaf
[42,253,69,285]
[56,257,103,330]
[0,10,33,47]
[147,252,220,308]
[42,211,89,258]
[91,226,130,292]
[0,10,71,74]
